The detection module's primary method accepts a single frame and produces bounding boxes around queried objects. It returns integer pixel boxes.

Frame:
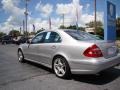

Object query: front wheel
[18,50,25,63]
[53,56,71,79]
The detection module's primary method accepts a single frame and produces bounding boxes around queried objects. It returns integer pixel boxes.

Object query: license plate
[108,47,116,55]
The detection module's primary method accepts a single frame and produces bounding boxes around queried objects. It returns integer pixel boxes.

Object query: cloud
[35,1,53,17]
[80,14,94,26]
[86,3,90,9]
[1,0,24,16]
[56,0,83,15]
[56,4,72,14]
[85,3,90,13]
[0,20,19,34]
[0,0,104,34]
[73,0,80,6]
[96,12,104,21]
[1,0,53,33]
[56,0,103,27]
[56,0,87,26]
[0,0,24,33]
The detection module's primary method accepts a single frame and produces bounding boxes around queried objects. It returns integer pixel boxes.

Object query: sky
[0,0,120,34]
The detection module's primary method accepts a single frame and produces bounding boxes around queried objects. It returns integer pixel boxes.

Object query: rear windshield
[65,30,101,40]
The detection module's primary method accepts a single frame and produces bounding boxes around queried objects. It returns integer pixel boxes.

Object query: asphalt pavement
[0,44,120,90]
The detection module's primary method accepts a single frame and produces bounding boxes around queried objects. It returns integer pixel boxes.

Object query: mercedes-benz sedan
[18,29,120,78]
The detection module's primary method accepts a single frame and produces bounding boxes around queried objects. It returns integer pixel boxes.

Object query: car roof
[36,29,63,35]
[38,29,83,33]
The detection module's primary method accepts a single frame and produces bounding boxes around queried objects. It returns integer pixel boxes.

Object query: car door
[24,32,47,62]
[37,31,62,65]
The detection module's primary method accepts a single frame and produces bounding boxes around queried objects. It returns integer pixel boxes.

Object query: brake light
[83,44,103,58]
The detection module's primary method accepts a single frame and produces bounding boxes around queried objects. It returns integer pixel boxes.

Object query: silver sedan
[18,29,120,78]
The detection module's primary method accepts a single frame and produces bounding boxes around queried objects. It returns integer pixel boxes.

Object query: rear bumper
[69,54,120,74]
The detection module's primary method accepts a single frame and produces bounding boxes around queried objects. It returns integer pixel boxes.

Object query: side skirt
[24,58,52,69]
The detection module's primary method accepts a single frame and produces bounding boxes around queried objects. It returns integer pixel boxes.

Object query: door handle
[51,45,56,49]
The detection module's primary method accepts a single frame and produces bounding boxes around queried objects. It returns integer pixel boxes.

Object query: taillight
[83,44,103,58]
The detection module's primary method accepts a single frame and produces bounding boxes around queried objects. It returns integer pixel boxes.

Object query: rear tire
[53,56,71,79]
[18,50,25,63]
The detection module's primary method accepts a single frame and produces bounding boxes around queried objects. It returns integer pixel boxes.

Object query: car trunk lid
[80,40,119,59]
[88,40,118,59]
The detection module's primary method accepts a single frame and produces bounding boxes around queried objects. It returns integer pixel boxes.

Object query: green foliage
[96,27,104,36]
[85,21,103,36]
[59,25,85,31]
[116,17,120,27]
[59,25,66,29]
[23,31,29,36]
[85,18,120,38]
[0,32,6,38]
[117,37,120,40]
[116,17,120,37]
[36,28,45,34]
[85,21,103,28]
[78,27,85,31]
[67,25,77,29]
[30,32,36,35]
[9,30,20,37]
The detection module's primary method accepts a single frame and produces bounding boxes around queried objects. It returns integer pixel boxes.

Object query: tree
[78,27,85,31]
[85,21,103,28]
[59,25,66,29]
[9,30,20,37]
[36,28,45,34]
[85,21,103,36]
[116,17,120,27]
[116,17,120,37]
[0,32,6,38]
[59,25,85,31]
[67,25,77,29]
[30,32,36,35]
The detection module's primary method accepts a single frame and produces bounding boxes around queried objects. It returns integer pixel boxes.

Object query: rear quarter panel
[54,41,94,62]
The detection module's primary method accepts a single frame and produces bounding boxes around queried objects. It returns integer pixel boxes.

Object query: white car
[18,29,120,78]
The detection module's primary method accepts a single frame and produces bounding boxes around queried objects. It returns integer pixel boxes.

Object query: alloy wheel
[54,58,67,77]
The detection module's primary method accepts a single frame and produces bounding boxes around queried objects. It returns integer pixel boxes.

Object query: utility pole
[33,24,36,34]
[24,0,30,37]
[94,0,97,35]
[20,27,21,35]
[62,14,64,27]
[23,20,25,36]
[49,16,51,29]
[76,7,79,30]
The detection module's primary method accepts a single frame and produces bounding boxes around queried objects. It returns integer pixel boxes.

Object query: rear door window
[44,32,61,43]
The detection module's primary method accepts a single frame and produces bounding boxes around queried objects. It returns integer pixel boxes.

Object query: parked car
[13,36,28,45]
[18,29,120,78]
[1,35,13,44]
[13,35,35,45]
